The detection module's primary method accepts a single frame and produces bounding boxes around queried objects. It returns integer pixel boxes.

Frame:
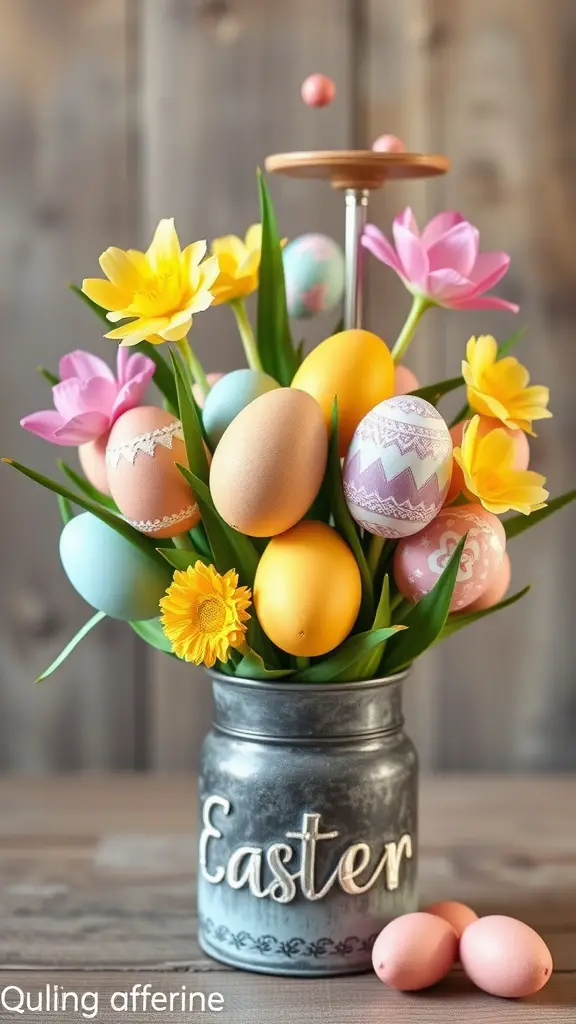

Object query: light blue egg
[60,513,172,621]
[283,233,345,319]
[202,368,280,448]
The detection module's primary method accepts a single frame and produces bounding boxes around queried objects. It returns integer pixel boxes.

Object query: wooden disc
[265,150,450,190]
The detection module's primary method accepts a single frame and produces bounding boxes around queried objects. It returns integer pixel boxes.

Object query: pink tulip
[21,348,155,445]
[362,209,519,313]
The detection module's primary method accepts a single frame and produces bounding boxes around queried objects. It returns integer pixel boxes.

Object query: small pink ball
[372,134,406,153]
[301,74,336,108]
[394,365,420,396]
[192,372,225,409]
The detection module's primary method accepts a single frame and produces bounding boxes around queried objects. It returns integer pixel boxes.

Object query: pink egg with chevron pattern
[343,395,452,538]
[393,504,506,612]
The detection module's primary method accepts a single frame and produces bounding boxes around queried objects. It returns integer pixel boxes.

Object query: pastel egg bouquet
[7,172,574,685]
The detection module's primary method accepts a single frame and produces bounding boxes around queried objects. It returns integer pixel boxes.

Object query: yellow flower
[159,561,251,667]
[453,415,549,516]
[462,335,552,435]
[210,224,263,304]
[82,218,219,345]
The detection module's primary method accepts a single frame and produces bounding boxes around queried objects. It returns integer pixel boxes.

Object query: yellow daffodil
[453,415,549,516]
[159,562,251,668]
[462,335,551,435]
[82,218,219,345]
[210,224,262,305]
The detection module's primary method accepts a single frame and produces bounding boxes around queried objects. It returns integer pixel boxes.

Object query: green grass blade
[130,617,175,656]
[57,495,74,525]
[169,350,210,485]
[294,626,406,683]
[58,459,118,512]
[440,585,531,641]
[235,648,293,680]
[505,488,576,540]
[497,326,526,358]
[36,611,106,682]
[157,547,209,570]
[256,171,297,385]
[411,375,464,406]
[381,535,467,673]
[37,365,60,386]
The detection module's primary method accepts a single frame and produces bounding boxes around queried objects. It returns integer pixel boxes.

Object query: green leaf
[58,460,118,512]
[440,585,531,640]
[169,350,210,485]
[57,494,74,525]
[36,611,106,682]
[497,326,526,358]
[350,575,391,680]
[256,171,297,385]
[505,488,576,540]
[4,458,163,563]
[410,375,464,406]
[449,401,471,429]
[235,648,293,680]
[157,546,209,570]
[37,365,60,386]
[130,617,175,656]
[381,535,467,674]
[295,339,306,368]
[190,523,212,559]
[326,400,374,625]
[69,283,178,413]
[294,626,406,683]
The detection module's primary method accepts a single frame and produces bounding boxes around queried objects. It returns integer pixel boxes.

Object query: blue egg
[60,513,172,621]
[202,368,280,448]
[283,233,345,319]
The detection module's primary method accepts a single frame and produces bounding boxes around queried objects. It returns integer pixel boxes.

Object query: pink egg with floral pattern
[343,395,452,538]
[393,504,506,612]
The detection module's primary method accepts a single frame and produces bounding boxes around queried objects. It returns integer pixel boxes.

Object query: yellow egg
[210,389,328,537]
[254,521,362,656]
[291,329,394,456]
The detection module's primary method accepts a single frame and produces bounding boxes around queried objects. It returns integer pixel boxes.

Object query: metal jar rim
[205,668,409,695]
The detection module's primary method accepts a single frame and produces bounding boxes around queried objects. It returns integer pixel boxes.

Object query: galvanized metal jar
[197,671,418,977]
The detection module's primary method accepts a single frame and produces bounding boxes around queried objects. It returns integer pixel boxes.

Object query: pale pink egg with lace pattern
[393,503,506,612]
[106,406,200,539]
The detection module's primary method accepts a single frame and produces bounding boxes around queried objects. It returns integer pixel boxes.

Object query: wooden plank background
[0,0,574,772]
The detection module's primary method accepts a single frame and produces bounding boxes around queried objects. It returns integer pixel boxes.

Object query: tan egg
[210,388,328,537]
[394,365,420,396]
[372,912,458,991]
[460,915,553,998]
[423,900,478,939]
[78,433,111,495]
[106,406,200,539]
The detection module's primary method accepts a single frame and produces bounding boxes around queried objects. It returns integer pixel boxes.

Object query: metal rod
[344,188,370,330]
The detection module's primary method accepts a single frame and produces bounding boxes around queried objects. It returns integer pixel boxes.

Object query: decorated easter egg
[283,234,345,319]
[292,329,394,456]
[301,73,336,107]
[210,388,328,537]
[192,371,225,409]
[394,365,420,396]
[445,416,530,505]
[60,512,171,621]
[460,916,553,998]
[394,504,506,612]
[464,551,511,612]
[372,134,406,153]
[343,395,452,538]
[106,406,200,538]
[254,521,361,656]
[78,433,111,495]
[202,368,280,448]
[372,912,458,991]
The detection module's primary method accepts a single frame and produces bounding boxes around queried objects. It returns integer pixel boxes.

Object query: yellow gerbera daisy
[454,415,549,516]
[82,218,219,345]
[462,335,552,435]
[209,224,263,305]
[160,562,251,668]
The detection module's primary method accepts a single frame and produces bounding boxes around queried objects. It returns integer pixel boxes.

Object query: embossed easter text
[199,795,412,904]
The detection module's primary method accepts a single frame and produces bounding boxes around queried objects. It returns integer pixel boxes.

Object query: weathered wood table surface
[0,775,574,1021]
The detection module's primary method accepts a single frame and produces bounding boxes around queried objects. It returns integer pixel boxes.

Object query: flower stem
[230,299,263,371]
[391,294,432,364]
[173,532,194,550]
[367,536,385,577]
[176,337,210,397]
[295,656,310,671]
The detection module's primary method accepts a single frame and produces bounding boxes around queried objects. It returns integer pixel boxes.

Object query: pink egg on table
[372,912,458,991]
[301,73,336,108]
[464,551,511,613]
[394,503,507,612]
[106,406,200,538]
[192,372,225,410]
[460,915,553,998]
[372,134,406,153]
[422,901,478,939]
[78,432,111,496]
[394,365,420,396]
